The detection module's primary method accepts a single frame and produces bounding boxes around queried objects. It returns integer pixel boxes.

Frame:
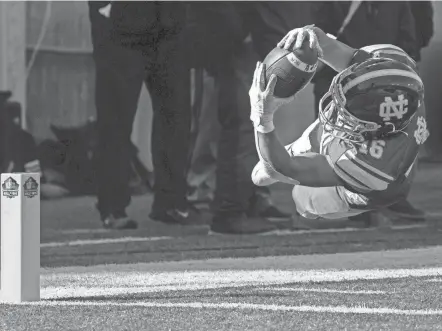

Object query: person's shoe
[102,212,138,230]
[256,206,291,220]
[210,213,277,235]
[187,184,214,205]
[419,151,442,163]
[291,213,323,230]
[384,200,426,221]
[149,205,205,225]
[348,212,372,224]
[348,211,392,228]
[247,190,291,220]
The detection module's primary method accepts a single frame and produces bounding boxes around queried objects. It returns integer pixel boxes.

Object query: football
[263,41,319,98]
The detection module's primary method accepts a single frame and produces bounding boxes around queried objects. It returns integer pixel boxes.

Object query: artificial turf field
[1,164,442,330]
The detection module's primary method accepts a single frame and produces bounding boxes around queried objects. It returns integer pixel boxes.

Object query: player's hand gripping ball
[263,25,322,98]
[249,62,298,133]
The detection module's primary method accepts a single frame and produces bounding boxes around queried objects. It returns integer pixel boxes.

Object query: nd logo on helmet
[379,94,408,121]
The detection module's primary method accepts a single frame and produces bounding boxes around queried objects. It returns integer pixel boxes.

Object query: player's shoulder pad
[333,146,395,193]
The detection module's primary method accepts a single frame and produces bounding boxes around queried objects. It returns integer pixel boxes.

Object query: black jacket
[89,1,188,50]
[315,1,417,58]
[184,3,247,70]
[410,1,434,61]
[238,2,315,60]
[313,1,418,82]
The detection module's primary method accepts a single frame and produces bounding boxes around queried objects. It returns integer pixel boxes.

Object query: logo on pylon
[23,177,39,198]
[2,177,19,199]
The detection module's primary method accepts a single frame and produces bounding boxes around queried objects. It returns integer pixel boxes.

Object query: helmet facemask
[318,66,381,144]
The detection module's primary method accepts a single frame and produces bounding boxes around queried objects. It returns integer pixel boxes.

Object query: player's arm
[252,119,321,186]
[255,130,342,187]
[250,62,342,187]
[313,27,357,72]
[251,137,297,186]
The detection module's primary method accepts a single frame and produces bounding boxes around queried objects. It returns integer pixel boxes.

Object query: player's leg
[292,185,366,220]
[89,3,143,229]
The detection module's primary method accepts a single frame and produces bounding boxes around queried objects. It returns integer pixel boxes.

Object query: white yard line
[258,224,427,236]
[259,287,386,295]
[38,285,388,299]
[41,236,172,248]
[41,245,442,275]
[17,300,442,316]
[37,266,442,300]
[2,247,442,311]
[425,278,442,282]
[41,223,431,248]
[59,229,111,235]
[426,211,442,219]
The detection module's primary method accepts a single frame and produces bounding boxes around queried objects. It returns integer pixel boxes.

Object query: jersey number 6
[358,140,386,159]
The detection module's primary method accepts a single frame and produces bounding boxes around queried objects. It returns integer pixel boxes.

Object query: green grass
[3,276,442,331]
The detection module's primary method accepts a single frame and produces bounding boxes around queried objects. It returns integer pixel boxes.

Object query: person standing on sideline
[409,1,438,163]
[88,2,198,229]
[186,3,292,234]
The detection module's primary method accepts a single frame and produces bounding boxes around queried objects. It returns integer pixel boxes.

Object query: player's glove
[277,25,324,58]
[249,62,296,133]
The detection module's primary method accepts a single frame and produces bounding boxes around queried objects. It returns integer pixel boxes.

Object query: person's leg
[247,186,291,219]
[89,4,143,228]
[146,34,197,224]
[312,77,333,119]
[212,58,254,214]
[187,70,220,205]
[210,40,276,234]
[383,199,425,220]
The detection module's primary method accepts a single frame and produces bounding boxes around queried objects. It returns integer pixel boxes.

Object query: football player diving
[250,25,429,220]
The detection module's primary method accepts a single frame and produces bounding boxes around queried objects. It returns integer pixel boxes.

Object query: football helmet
[318,57,424,143]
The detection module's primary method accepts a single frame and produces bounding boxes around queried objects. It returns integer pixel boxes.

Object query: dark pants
[89,7,191,217]
[211,41,260,216]
[313,74,334,119]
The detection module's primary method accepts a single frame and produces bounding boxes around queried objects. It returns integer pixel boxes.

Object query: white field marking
[425,278,442,282]
[58,229,111,235]
[16,300,442,316]
[259,287,386,295]
[426,211,442,219]
[258,224,427,236]
[40,236,172,248]
[41,222,436,248]
[38,267,442,300]
[41,245,442,275]
[38,285,387,299]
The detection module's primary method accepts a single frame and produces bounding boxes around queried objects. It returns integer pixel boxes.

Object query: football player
[250,26,429,220]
